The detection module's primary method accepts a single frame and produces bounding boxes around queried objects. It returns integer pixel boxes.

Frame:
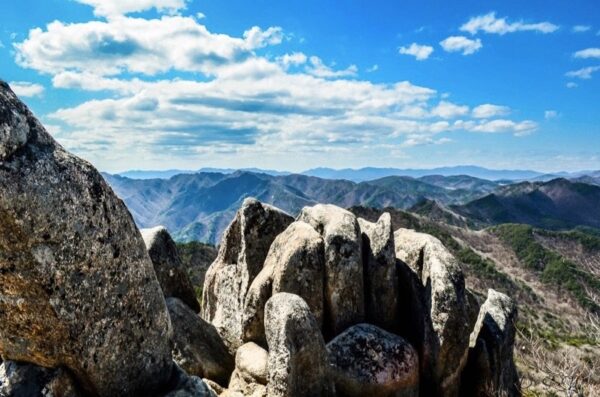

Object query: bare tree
[516,325,599,397]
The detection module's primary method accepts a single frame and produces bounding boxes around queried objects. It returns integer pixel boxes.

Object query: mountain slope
[453,178,600,230]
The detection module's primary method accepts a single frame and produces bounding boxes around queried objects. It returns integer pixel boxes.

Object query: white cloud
[460,12,559,35]
[276,52,308,69]
[9,81,45,97]
[398,43,434,61]
[566,82,578,89]
[305,56,357,78]
[402,135,452,148]
[74,0,188,17]
[544,110,558,119]
[472,104,510,118]
[565,65,600,79]
[15,17,283,77]
[366,64,379,73]
[572,25,591,33]
[467,119,537,136]
[431,101,469,119]
[573,48,600,59]
[196,12,206,20]
[439,36,482,55]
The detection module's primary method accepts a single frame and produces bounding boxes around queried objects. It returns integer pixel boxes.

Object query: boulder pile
[0,81,520,396]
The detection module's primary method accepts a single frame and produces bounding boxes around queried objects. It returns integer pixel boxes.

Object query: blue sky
[1,0,599,173]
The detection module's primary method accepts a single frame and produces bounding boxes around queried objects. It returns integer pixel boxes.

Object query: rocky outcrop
[394,228,473,397]
[202,198,293,353]
[242,221,325,344]
[0,84,520,397]
[141,226,200,312]
[0,82,173,396]
[0,360,82,397]
[358,213,399,331]
[460,289,519,397]
[297,204,364,338]
[327,324,419,397]
[265,293,334,397]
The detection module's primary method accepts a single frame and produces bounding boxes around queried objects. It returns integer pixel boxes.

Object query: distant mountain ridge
[103,171,497,243]
[115,165,599,182]
[453,178,600,230]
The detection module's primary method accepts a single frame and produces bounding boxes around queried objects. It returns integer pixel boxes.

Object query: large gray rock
[326,324,419,397]
[202,198,293,353]
[167,297,234,386]
[460,289,519,397]
[265,293,333,397]
[0,360,81,397]
[243,221,325,345]
[358,213,399,331]
[297,204,364,338]
[394,228,472,397]
[142,226,200,312]
[0,82,173,396]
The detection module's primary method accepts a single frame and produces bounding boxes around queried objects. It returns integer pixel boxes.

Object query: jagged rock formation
[394,228,473,396]
[0,82,173,396]
[142,226,201,312]
[0,82,520,397]
[297,204,365,337]
[202,199,293,353]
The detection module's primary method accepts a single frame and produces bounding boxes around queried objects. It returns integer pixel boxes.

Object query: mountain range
[103,170,600,244]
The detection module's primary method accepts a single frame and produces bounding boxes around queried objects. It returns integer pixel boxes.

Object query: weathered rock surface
[142,226,200,312]
[0,360,82,397]
[297,204,364,338]
[0,82,173,396]
[167,297,234,386]
[394,228,472,397]
[202,198,293,353]
[265,293,333,397]
[358,213,399,331]
[235,342,268,385]
[460,289,519,397]
[243,221,325,344]
[327,324,419,397]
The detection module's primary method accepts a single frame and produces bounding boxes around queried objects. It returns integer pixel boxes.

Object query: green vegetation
[537,226,600,252]
[492,224,600,313]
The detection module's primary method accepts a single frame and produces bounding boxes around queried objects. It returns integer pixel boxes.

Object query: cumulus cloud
[277,52,307,69]
[545,110,558,119]
[566,66,600,79]
[466,119,537,136]
[15,16,283,77]
[572,25,591,33]
[439,36,482,55]
[566,82,578,89]
[401,135,452,148]
[9,81,45,97]
[460,12,559,35]
[398,43,434,61]
[573,48,600,59]
[74,0,189,17]
[472,104,510,118]
[431,101,469,119]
